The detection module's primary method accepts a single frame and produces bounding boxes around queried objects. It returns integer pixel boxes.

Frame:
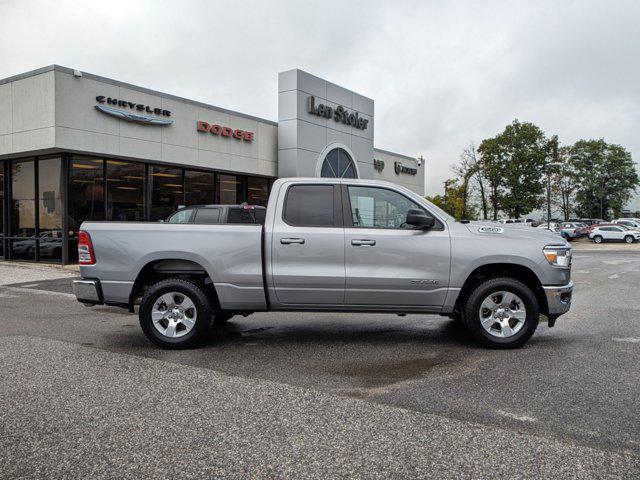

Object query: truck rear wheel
[463,277,539,349]
[139,278,213,349]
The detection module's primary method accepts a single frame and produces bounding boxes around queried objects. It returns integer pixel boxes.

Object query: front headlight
[543,246,572,267]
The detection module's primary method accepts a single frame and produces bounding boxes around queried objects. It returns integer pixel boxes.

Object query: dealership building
[0,65,425,264]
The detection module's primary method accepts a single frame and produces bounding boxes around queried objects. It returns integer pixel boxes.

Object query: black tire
[139,278,213,349]
[213,312,235,326]
[593,235,603,244]
[462,277,539,349]
[624,235,634,244]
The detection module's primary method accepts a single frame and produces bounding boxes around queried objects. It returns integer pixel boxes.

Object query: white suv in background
[612,219,640,230]
[589,225,640,244]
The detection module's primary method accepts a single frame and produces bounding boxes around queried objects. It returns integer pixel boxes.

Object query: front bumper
[72,279,103,305]
[543,281,573,316]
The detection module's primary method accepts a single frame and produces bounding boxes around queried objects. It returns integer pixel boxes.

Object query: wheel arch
[455,263,548,317]
[129,258,220,312]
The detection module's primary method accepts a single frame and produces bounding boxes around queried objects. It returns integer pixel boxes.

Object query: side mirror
[406,209,435,229]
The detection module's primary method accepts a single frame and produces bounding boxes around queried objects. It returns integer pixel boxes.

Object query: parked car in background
[589,225,640,244]
[536,223,558,230]
[558,224,579,241]
[166,204,267,225]
[536,223,566,238]
[612,219,640,231]
[497,219,523,224]
[560,222,586,238]
[572,219,604,227]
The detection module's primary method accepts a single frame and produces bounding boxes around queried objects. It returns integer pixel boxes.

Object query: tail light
[78,230,96,265]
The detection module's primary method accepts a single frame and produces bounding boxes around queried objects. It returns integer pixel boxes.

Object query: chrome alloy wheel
[479,291,527,338]
[151,292,197,338]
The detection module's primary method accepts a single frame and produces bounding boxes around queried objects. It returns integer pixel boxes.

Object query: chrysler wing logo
[95,105,173,126]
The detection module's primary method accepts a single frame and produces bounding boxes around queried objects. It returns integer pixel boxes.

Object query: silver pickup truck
[73,178,573,349]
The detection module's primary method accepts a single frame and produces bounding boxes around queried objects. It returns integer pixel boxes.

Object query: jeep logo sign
[307,96,369,130]
[394,161,418,175]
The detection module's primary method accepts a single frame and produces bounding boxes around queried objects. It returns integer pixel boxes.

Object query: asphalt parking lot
[0,247,639,478]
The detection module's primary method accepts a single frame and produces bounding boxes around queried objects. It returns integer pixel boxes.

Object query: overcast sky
[1,0,639,207]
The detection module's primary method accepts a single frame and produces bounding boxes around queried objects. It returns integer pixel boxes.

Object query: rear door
[342,184,450,308]
[270,183,345,305]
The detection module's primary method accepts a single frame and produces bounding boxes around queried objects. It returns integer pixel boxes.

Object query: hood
[461,221,568,245]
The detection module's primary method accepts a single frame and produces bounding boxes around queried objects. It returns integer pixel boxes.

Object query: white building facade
[0,65,424,263]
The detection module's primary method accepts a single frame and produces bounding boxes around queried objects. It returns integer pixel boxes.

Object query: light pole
[546,162,563,229]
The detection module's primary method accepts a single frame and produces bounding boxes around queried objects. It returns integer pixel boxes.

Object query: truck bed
[79,222,267,310]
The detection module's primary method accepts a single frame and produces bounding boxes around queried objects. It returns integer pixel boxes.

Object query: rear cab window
[228,208,266,224]
[167,209,194,223]
[283,184,338,227]
[193,208,221,224]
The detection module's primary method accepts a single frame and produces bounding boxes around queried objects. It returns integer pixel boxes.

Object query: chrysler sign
[95,96,173,126]
[307,96,369,130]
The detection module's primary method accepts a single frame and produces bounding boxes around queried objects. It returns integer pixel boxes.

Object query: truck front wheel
[139,278,213,349]
[463,277,539,349]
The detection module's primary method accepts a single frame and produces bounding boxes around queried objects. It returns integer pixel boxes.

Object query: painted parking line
[0,286,76,299]
[612,337,640,344]
[496,409,537,423]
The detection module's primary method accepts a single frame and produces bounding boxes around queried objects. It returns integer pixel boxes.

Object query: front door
[270,183,345,305]
[343,185,450,308]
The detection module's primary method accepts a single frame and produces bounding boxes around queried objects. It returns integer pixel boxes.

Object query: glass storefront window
[106,160,144,221]
[247,176,269,206]
[38,157,63,236]
[69,156,105,233]
[10,159,35,237]
[38,157,63,262]
[150,165,183,221]
[216,174,244,204]
[185,170,214,206]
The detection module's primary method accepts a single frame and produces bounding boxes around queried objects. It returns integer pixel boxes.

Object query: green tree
[477,137,504,220]
[571,139,639,219]
[480,119,550,218]
[453,143,485,220]
[426,178,476,219]
[549,145,577,221]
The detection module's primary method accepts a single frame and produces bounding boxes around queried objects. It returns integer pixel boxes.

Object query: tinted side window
[228,208,258,224]
[168,209,194,223]
[283,185,334,227]
[193,208,221,224]
[254,209,266,225]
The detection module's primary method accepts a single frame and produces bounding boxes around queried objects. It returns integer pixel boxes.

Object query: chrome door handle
[280,238,306,245]
[351,239,376,246]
